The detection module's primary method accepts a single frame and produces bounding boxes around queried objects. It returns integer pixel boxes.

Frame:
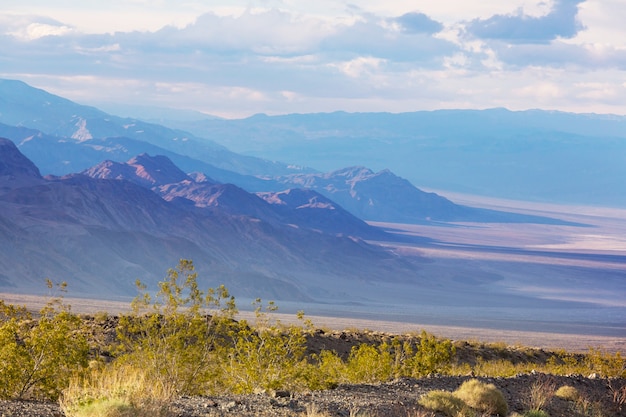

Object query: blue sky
[1,0,625,118]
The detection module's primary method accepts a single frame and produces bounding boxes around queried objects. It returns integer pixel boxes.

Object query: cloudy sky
[1,0,625,118]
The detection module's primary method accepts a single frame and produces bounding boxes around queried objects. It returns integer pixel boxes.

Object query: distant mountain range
[2,137,596,315]
[0,79,305,178]
[0,79,577,225]
[0,79,610,316]
[275,166,578,225]
[82,153,383,238]
[0,137,418,300]
[165,109,626,207]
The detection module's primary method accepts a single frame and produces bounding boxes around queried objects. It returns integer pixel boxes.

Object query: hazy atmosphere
[0,3,625,414]
[1,0,626,117]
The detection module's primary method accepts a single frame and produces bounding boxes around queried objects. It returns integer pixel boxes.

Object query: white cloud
[1,1,626,116]
[571,0,626,47]
[330,56,386,78]
[75,44,121,54]
[9,22,73,40]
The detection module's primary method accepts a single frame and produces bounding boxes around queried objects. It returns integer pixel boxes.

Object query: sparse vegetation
[0,259,624,417]
[418,390,473,417]
[554,385,579,401]
[0,280,89,400]
[454,379,508,416]
[59,364,173,417]
[523,376,555,412]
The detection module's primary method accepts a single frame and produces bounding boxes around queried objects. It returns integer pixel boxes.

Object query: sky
[1,0,625,118]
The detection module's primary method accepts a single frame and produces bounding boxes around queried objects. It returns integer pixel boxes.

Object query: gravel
[2,374,624,417]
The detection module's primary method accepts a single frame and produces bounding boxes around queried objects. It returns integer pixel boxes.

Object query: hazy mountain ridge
[83,154,193,187]
[0,137,422,300]
[0,82,623,328]
[0,79,579,226]
[2,137,598,315]
[277,166,581,225]
[0,79,307,178]
[168,109,626,207]
[83,154,383,238]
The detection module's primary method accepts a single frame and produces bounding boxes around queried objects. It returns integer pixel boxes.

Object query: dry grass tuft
[524,376,555,412]
[59,365,173,417]
[554,385,579,401]
[453,379,508,416]
[419,390,474,417]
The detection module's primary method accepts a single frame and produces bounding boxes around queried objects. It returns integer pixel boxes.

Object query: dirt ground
[1,374,625,417]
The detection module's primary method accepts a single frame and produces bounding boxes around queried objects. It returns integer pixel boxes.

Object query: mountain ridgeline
[0,137,415,299]
[166,109,626,207]
[1,135,600,314]
[0,79,580,225]
[2,77,626,341]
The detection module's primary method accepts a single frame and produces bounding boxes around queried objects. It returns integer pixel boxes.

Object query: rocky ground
[1,315,624,417]
[1,374,625,417]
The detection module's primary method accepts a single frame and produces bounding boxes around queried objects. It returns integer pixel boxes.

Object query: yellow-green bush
[554,385,579,401]
[454,379,508,416]
[220,304,308,393]
[586,348,626,378]
[405,331,456,377]
[0,281,89,400]
[345,343,394,383]
[115,259,238,395]
[300,350,346,390]
[419,390,475,417]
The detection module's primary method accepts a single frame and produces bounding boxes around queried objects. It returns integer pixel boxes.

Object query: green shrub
[472,358,529,377]
[453,379,508,416]
[419,390,474,417]
[345,343,394,383]
[303,350,346,390]
[0,281,89,400]
[586,348,626,378]
[115,259,237,395]
[554,385,579,401]
[405,331,456,377]
[544,350,585,375]
[220,300,308,393]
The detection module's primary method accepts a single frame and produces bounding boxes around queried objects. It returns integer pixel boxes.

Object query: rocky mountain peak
[126,153,190,186]
[327,166,374,181]
[83,153,190,188]
[260,188,337,210]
